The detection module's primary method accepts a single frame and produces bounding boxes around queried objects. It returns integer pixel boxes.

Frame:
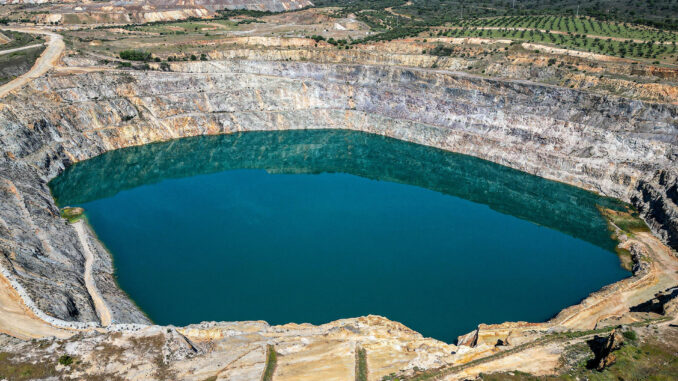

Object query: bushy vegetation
[622,329,638,341]
[119,49,152,61]
[216,9,276,18]
[57,355,73,366]
[59,207,84,223]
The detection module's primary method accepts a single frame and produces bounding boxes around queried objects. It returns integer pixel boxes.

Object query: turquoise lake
[50,130,630,343]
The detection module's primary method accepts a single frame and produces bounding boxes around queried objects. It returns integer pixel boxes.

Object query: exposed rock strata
[0,59,676,328]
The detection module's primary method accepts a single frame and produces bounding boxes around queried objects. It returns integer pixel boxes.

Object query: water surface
[51,130,629,343]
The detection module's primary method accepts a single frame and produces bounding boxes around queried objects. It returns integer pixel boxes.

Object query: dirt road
[0,27,64,98]
[0,42,44,56]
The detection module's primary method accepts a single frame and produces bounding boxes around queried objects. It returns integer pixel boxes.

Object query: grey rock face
[0,60,676,324]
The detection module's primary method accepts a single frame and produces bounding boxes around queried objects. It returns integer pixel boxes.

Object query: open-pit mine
[0,0,676,380]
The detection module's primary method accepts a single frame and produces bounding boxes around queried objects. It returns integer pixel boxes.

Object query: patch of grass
[356,346,368,381]
[0,352,58,380]
[0,45,44,86]
[1,31,44,50]
[60,207,84,223]
[479,334,678,380]
[614,247,634,271]
[599,207,651,235]
[262,344,278,381]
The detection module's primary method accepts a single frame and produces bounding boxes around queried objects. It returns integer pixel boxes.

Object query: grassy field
[0,45,44,85]
[0,30,44,50]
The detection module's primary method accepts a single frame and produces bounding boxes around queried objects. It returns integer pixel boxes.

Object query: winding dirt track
[0,43,44,56]
[74,221,113,327]
[0,27,64,99]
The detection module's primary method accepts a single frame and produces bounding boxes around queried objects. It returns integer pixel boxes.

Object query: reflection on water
[52,130,624,251]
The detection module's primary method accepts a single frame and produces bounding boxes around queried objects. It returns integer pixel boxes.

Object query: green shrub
[58,355,73,366]
[623,330,638,341]
[119,49,152,61]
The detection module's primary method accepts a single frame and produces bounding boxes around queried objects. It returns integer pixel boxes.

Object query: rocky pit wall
[0,60,676,330]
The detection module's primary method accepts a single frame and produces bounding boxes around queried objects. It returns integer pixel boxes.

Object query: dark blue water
[50,130,629,343]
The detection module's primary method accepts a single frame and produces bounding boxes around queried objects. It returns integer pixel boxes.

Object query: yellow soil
[0,272,72,339]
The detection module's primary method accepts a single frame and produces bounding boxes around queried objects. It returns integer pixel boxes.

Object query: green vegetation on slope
[0,31,44,50]
[262,345,278,381]
[0,45,44,86]
[479,332,678,381]
[59,207,84,224]
[0,352,58,381]
[356,346,368,381]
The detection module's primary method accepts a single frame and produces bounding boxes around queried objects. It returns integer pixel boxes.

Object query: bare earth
[0,272,71,340]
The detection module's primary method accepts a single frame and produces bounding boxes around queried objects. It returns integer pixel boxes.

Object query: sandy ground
[74,221,112,327]
[0,273,72,340]
[0,27,64,98]
[446,343,564,380]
